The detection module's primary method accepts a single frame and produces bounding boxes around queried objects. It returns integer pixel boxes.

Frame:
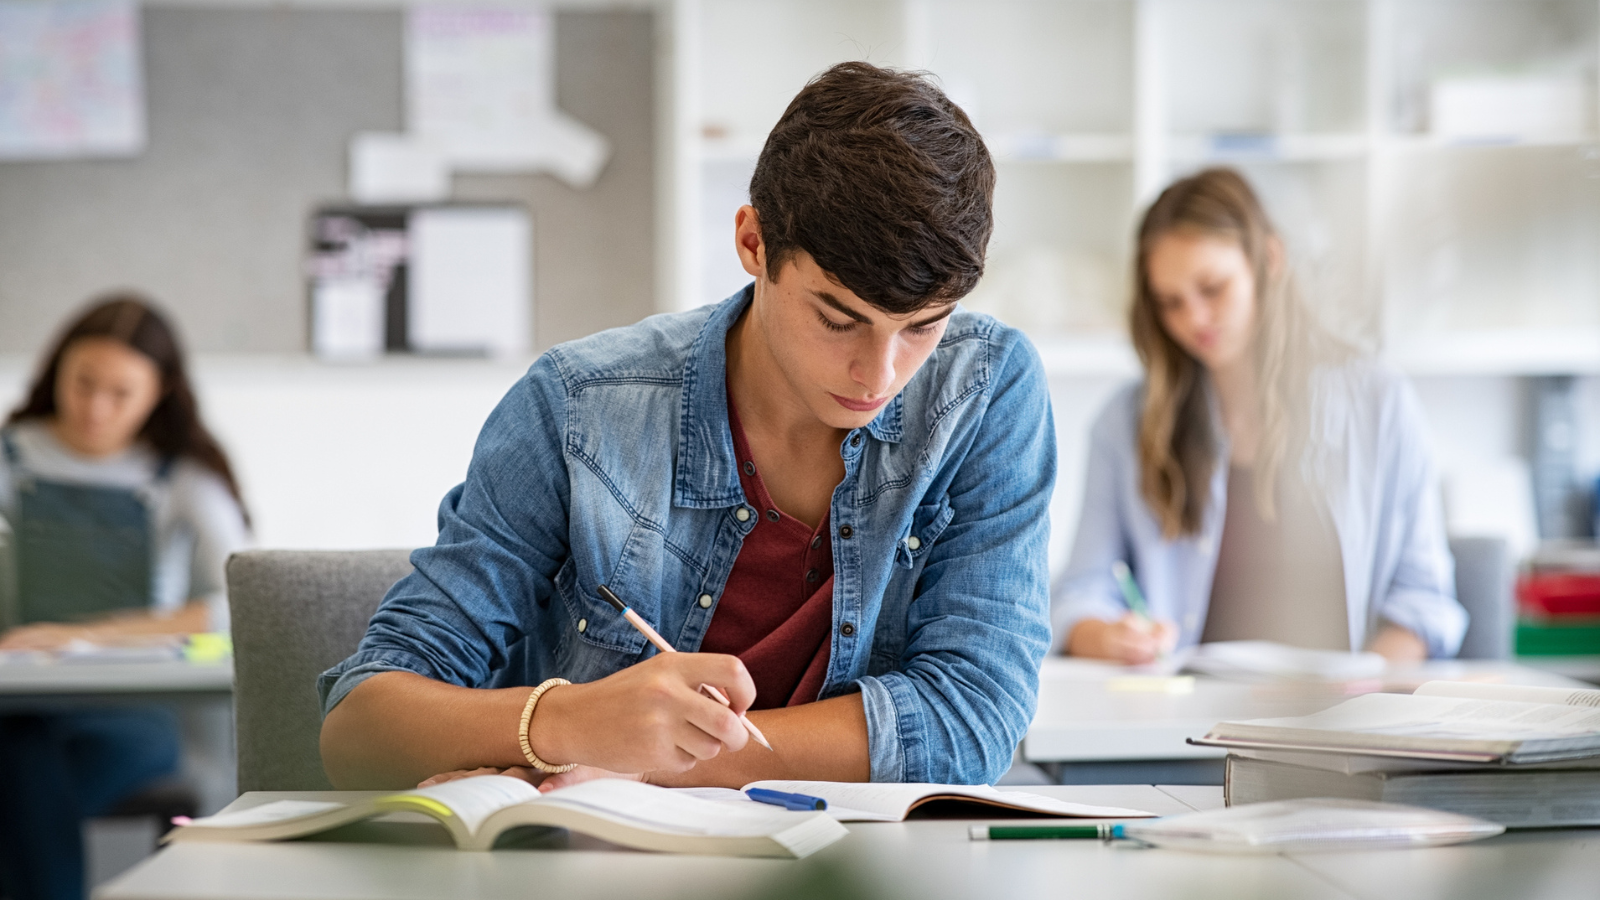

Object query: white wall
[0,355,529,551]
[2,356,1593,558]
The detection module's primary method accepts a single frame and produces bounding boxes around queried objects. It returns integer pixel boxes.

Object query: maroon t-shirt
[698,397,834,709]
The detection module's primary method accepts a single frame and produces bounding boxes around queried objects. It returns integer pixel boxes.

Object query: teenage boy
[318,62,1055,789]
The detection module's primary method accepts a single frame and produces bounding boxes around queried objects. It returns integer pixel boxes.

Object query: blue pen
[746,788,829,811]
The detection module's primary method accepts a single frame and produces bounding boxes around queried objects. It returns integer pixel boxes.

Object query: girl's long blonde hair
[1130,168,1348,538]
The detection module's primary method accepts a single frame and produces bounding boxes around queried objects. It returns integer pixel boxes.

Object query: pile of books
[1194,681,1600,828]
[1517,542,1600,657]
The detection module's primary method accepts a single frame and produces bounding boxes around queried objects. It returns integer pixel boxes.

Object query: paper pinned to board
[348,133,451,204]
[0,0,145,158]
[408,206,532,358]
[404,7,611,189]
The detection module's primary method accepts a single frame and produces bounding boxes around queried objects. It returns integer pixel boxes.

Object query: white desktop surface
[1024,656,1590,763]
[96,785,1351,900]
[96,784,1600,900]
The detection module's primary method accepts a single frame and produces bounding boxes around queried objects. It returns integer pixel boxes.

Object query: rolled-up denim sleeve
[1372,379,1467,658]
[318,356,574,716]
[857,335,1055,785]
[1050,392,1138,650]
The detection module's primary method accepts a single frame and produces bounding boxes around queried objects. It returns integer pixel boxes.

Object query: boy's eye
[818,313,854,333]
[906,322,940,337]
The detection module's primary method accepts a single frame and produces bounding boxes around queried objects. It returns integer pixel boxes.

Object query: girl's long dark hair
[7,293,250,523]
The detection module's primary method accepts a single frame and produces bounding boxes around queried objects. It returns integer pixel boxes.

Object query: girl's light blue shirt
[319,287,1056,785]
[1052,359,1467,659]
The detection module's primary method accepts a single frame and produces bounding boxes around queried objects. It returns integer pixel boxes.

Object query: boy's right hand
[526,652,757,776]
[1067,614,1178,665]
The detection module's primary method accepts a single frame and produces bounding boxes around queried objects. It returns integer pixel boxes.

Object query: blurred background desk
[0,657,232,709]
[0,655,237,886]
[1023,656,1593,785]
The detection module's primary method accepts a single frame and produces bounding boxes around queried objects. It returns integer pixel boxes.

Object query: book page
[669,787,897,822]
[536,779,813,837]
[182,800,347,829]
[742,781,1153,820]
[386,775,542,836]
[1414,681,1600,708]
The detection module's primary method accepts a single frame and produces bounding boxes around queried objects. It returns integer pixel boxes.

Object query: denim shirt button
[839,524,854,539]
[850,434,862,448]
[577,618,588,633]
[735,507,751,523]
[698,594,713,609]
[840,622,855,636]
[906,536,921,551]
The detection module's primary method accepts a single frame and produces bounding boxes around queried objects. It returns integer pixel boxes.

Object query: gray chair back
[227,549,414,792]
[1449,536,1514,660]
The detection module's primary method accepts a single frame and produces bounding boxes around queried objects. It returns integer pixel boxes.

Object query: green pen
[1111,560,1150,620]
[969,824,1127,841]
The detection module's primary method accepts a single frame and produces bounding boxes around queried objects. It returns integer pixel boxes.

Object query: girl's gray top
[0,419,250,631]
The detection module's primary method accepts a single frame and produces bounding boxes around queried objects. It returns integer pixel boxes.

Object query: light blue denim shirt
[1052,359,1467,659]
[319,287,1056,785]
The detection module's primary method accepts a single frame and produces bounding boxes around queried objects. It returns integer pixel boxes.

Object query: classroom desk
[0,657,232,710]
[1022,656,1590,784]
[94,785,1600,900]
[0,656,237,814]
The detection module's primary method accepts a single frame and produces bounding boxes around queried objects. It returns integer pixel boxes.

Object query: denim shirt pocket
[552,558,650,682]
[893,495,954,570]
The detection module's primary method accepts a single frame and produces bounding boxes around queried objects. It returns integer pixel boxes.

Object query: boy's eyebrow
[910,304,957,329]
[815,290,957,329]
[814,291,874,324]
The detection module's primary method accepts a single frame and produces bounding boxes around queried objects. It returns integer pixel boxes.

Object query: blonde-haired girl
[1054,168,1464,664]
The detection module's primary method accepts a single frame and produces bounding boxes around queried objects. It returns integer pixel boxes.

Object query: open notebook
[165,777,845,859]
[1194,681,1600,764]
[678,781,1155,822]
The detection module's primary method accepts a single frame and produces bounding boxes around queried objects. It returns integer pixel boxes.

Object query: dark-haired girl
[0,295,249,900]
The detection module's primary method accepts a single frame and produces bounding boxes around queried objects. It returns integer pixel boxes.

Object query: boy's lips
[830,393,888,413]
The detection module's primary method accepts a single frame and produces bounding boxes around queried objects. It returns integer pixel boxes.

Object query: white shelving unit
[664,0,1600,377]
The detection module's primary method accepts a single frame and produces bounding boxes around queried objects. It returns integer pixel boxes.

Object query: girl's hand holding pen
[1068,614,1178,664]
[524,652,758,777]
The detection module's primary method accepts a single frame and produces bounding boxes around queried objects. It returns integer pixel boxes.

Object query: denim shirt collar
[672,286,904,509]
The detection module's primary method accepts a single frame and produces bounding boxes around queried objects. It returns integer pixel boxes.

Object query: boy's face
[734,205,955,432]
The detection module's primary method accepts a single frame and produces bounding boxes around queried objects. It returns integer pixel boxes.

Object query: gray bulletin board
[0,6,655,355]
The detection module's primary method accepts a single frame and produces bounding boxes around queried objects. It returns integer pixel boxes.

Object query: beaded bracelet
[518,677,577,774]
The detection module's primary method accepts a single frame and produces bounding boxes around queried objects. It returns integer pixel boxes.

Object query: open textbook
[164,776,845,859]
[1194,680,1600,764]
[679,781,1155,822]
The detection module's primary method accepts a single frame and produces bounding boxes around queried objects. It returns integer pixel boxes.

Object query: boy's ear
[734,205,766,279]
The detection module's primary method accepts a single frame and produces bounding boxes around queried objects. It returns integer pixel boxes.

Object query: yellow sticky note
[183,633,232,664]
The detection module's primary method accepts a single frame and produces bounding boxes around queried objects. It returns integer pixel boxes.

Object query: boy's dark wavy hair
[749,61,995,313]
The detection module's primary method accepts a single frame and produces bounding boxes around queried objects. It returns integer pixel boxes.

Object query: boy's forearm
[648,693,870,788]
[320,671,530,789]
